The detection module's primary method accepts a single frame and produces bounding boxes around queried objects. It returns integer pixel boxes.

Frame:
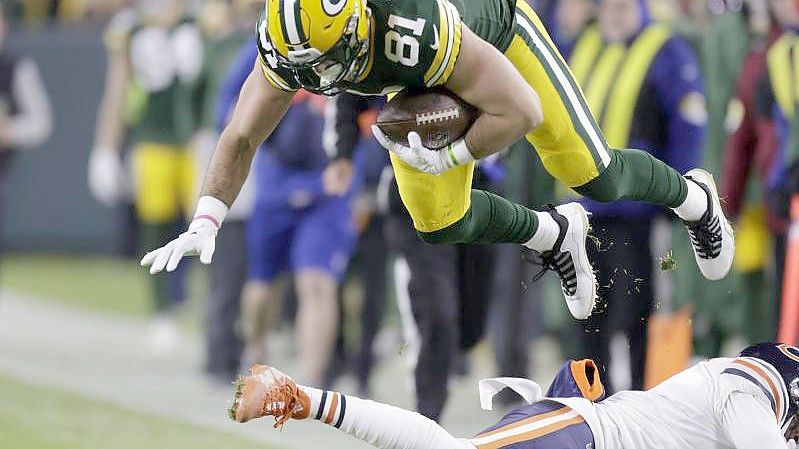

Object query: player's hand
[140,218,218,274]
[371,126,474,175]
[88,148,124,206]
[323,158,354,196]
[787,439,797,449]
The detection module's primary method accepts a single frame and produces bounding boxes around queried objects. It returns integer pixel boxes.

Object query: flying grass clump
[658,250,677,271]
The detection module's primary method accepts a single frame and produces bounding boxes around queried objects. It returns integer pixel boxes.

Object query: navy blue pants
[472,401,594,449]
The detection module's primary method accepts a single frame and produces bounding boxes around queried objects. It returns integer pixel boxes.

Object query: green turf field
[0,253,206,317]
[0,374,274,449]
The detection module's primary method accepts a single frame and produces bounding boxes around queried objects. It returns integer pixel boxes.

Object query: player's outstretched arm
[140,65,294,274]
[445,26,542,159]
[232,365,475,449]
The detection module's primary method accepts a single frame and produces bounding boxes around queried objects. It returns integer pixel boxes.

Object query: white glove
[788,439,797,449]
[140,196,228,274]
[371,126,474,175]
[88,147,124,206]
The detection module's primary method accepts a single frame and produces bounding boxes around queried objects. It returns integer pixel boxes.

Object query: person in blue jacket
[558,0,706,391]
[219,38,361,387]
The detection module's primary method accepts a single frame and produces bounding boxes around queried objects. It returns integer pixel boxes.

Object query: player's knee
[416,215,475,245]
[573,151,625,203]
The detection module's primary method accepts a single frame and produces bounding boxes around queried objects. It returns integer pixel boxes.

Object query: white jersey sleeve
[718,357,790,425]
[721,392,788,449]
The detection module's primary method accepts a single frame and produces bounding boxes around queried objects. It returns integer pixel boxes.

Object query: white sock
[299,385,472,449]
[524,211,560,252]
[672,178,708,222]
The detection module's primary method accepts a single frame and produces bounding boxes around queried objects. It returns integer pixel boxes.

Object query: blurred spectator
[565,0,705,391]
[718,0,780,344]
[330,93,496,418]
[680,0,752,358]
[550,0,596,58]
[231,43,360,388]
[196,0,259,384]
[325,93,389,395]
[0,0,52,259]
[756,0,799,338]
[378,162,499,420]
[380,167,459,421]
[487,138,554,392]
[88,0,204,354]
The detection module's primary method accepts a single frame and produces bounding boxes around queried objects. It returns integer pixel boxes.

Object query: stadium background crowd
[1,0,797,444]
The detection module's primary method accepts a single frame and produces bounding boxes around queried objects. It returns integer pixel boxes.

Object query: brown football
[376,87,478,150]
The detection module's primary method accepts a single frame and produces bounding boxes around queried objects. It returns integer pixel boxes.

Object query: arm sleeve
[654,38,705,173]
[7,58,53,149]
[721,392,787,449]
[422,0,463,87]
[324,93,368,160]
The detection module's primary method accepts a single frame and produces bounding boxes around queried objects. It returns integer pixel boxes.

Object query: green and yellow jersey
[106,9,204,145]
[256,0,515,95]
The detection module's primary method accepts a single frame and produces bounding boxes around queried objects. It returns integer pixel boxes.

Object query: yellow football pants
[131,142,196,224]
[391,1,610,233]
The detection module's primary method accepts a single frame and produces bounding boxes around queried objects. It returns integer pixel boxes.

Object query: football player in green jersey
[141,0,734,321]
[93,0,204,352]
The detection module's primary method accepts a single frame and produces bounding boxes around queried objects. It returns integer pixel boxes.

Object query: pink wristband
[194,214,221,229]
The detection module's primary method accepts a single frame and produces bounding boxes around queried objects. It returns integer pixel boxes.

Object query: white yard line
[0,290,510,448]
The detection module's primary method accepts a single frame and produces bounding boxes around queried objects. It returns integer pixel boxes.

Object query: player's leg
[471,400,594,449]
[509,1,733,280]
[240,202,293,366]
[385,214,459,420]
[231,365,474,449]
[291,196,356,386]
[132,142,184,353]
[390,152,597,319]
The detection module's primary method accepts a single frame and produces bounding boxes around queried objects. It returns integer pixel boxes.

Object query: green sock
[418,190,539,245]
[140,223,177,313]
[574,149,688,207]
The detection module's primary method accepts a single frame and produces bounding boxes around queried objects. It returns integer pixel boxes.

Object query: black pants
[457,244,494,351]
[354,215,389,392]
[204,221,247,381]
[579,217,654,392]
[385,215,458,421]
[489,244,542,379]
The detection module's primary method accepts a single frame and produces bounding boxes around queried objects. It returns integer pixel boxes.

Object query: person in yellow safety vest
[561,0,707,392]
[755,0,799,340]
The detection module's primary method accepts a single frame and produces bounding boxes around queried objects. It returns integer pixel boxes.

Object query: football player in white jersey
[229,342,799,449]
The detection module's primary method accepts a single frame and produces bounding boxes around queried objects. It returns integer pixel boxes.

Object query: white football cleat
[528,202,597,320]
[683,169,735,281]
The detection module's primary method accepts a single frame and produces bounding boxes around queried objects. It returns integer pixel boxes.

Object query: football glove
[371,126,474,175]
[140,196,227,274]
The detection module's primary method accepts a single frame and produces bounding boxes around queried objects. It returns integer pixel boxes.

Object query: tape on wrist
[446,139,475,167]
[192,196,228,229]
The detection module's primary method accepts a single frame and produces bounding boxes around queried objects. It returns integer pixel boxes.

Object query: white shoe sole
[685,168,735,280]
[557,202,597,319]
